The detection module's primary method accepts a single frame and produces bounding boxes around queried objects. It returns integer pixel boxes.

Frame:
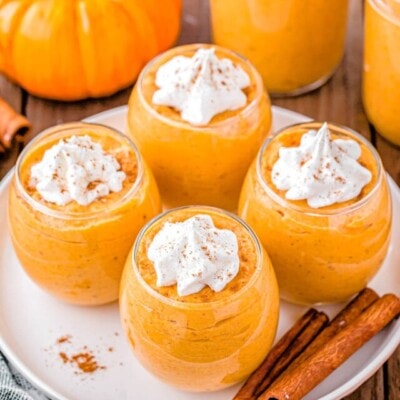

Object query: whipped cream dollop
[152,47,251,126]
[271,123,372,208]
[29,135,126,206]
[147,214,240,297]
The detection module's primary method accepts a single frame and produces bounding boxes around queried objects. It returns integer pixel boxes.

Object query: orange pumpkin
[0,0,182,100]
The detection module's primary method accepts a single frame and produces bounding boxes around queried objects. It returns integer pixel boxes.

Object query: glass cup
[238,122,392,305]
[119,206,280,391]
[126,43,272,211]
[210,0,349,96]
[8,122,161,306]
[363,0,400,146]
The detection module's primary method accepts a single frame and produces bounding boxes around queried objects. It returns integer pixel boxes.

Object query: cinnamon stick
[233,308,325,400]
[282,287,379,375]
[254,310,328,397]
[259,293,400,400]
[0,97,30,150]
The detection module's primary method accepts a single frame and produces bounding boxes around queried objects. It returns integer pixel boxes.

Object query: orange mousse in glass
[120,206,279,391]
[239,122,392,305]
[127,43,272,211]
[363,0,400,146]
[210,0,349,95]
[8,123,161,306]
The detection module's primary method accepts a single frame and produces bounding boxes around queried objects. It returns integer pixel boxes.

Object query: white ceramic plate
[0,106,399,400]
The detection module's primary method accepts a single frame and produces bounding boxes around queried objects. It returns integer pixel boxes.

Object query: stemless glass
[239,122,392,305]
[8,122,161,306]
[210,0,349,96]
[363,0,400,146]
[127,43,272,211]
[120,206,279,391]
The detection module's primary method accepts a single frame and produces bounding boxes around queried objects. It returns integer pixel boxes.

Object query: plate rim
[0,105,399,400]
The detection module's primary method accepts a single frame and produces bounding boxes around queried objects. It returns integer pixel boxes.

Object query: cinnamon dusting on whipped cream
[152,47,250,126]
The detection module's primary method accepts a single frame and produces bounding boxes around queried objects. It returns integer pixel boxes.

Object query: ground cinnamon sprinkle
[56,335,71,344]
[54,335,106,374]
[59,352,69,363]
[57,349,106,374]
[71,352,105,374]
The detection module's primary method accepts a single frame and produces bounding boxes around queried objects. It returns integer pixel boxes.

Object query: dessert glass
[239,122,392,305]
[210,0,349,96]
[119,206,280,391]
[127,43,272,211]
[363,0,400,146]
[8,122,161,306]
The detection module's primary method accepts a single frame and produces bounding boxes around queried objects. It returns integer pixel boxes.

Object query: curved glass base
[269,68,338,98]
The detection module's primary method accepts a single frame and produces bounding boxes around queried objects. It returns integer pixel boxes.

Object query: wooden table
[0,1,399,399]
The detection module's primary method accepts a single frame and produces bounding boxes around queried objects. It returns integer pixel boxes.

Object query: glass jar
[8,123,161,306]
[210,0,349,96]
[238,122,392,305]
[363,0,400,146]
[119,206,279,391]
[127,43,272,211]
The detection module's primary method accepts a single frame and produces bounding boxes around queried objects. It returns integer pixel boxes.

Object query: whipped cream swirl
[152,47,251,126]
[30,135,126,206]
[147,214,240,297]
[271,123,372,208]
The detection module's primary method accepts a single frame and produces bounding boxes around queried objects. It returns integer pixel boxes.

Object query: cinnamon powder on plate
[59,350,106,374]
[55,335,106,374]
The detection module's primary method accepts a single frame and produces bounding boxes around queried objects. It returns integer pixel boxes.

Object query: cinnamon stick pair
[234,288,400,400]
[0,97,30,153]
[234,309,328,400]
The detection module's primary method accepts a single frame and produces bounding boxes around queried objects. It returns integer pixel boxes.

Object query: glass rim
[136,43,266,131]
[368,0,400,25]
[256,121,384,216]
[131,205,265,309]
[14,122,144,220]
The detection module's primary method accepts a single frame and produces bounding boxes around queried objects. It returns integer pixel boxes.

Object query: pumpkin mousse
[239,122,392,305]
[127,43,272,210]
[8,123,161,305]
[120,206,279,391]
[210,0,349,95]
[363,0,400,146]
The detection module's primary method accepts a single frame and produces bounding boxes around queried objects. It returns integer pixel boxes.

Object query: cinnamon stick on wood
[233,309,327,400]
[259,293,400,400]
[0,97,31,151]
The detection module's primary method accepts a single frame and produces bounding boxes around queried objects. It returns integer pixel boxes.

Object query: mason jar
[363,0,400,146]
[210,0,349,96]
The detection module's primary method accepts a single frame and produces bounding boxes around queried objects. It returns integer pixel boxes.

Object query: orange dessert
[239,122,392,305]
[120,206,279,391]
[127,43,271,210]
[210,0,349,95]
[363,0,400,146]
[8,123,161,305]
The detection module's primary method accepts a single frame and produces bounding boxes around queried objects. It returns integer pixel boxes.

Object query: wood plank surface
[0,0,399,399]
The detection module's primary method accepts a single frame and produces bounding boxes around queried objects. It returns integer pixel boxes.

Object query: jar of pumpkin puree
[363,0,400,146]
[120,206,279,391]
[8,123,161,305]
[127,43,271,211]
[239,122,392,305]
[210,0,349,96]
